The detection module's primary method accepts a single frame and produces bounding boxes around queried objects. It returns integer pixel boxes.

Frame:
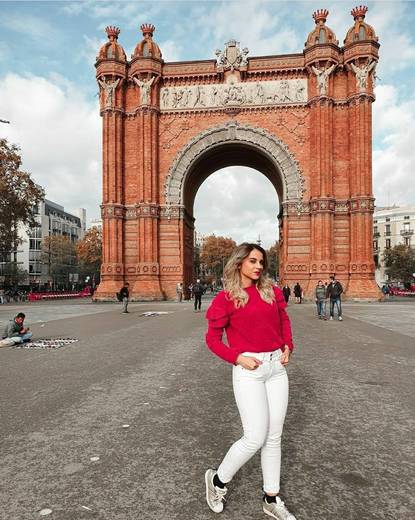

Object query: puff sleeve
[205,291,237,364]
[274,287,294,351]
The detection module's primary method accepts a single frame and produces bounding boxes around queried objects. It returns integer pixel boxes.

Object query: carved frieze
[350,197,375,213]
[310,199,336,213]
[161,265,182,274]
[160,205,186,220]
[136,263,160,275]
[101,204,124,218]
[101,262,124,275]
[160,79,307,111]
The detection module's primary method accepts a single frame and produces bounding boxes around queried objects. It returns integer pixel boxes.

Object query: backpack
[116,292,122,302]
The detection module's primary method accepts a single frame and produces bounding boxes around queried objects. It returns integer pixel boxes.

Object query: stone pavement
[0,298,414,520]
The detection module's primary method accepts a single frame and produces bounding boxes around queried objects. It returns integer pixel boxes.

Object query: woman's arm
[205,293,238,364]
[274,287,294,352]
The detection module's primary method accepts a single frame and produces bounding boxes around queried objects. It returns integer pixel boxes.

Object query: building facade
[16,200,86,286]
[95,6,381,300]
[373,206,415,285]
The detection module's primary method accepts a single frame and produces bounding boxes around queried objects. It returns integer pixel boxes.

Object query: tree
[42,235,77,289]
[267,241,280,280]
[0,139,44,264]
[200,235,236,280]
[76,227,102,285]
[383,244,415,284]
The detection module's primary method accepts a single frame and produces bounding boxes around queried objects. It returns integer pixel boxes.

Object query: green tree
[0,139,44,267]
[200,235,236,280]
[42,235,78,289]
[383,244,415,284]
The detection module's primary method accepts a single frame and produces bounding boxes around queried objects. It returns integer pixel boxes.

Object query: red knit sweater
[205,285,294,365]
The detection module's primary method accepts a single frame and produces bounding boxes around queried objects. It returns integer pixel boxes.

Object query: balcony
[400,228,414,237]
[373,232,380,238]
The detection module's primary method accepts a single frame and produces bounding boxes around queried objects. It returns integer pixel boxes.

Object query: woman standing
[293,283,302,304]
[204,243,296,520]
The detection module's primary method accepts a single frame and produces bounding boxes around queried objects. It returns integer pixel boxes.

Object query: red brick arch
[94,14,382,301]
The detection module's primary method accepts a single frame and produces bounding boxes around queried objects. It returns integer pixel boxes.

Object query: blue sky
[1,0,415,247]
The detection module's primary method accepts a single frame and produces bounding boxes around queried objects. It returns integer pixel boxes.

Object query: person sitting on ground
[2,312,32,344]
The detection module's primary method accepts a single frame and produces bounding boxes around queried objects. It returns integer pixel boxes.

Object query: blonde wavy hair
[223,242,275,308]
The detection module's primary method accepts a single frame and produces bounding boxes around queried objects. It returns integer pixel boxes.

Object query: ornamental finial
[141,23,155,37]
[105,26,120,40]
[351,5,368,20]
[312,9,329,24]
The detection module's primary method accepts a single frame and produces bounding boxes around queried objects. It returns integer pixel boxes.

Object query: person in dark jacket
[119,282,130,313]
[193,279,204,312]
[282,284,291,304]
[293,283,302,304]
[315,280,327,319]
[326,276,343,321]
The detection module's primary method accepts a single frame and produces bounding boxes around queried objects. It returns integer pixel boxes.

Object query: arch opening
[184,142,284,217]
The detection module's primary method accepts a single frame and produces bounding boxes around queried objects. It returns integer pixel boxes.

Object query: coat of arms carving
[214,40,249,72]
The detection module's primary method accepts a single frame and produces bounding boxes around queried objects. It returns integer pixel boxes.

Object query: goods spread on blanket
[14,338,78,349]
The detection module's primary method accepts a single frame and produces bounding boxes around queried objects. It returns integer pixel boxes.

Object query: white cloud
[194,167,280,249]
[373,85,415,207]
[0,13,60,44]
[0,73,101,222]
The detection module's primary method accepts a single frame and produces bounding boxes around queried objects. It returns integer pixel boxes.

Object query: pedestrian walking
[193,279,204,312]
[118,282,130,313]
[282,284,291,304]
[2,312,32,344]
[204,242,296,520]
[293,282,302,304]
[315,280,327,319]
[326,275,343,321]
[176,282,183,302]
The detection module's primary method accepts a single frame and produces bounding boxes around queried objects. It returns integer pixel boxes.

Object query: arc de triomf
[94,6,381,301]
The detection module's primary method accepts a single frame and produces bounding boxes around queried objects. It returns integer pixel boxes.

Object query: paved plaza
[0,298,414,520]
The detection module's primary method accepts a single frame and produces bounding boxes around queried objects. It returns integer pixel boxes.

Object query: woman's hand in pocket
[280,345,291,365]
[236,355,262,370]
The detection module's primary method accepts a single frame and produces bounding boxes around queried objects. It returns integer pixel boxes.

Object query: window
[29,239,41,250]
[374,219,378,224]
[404,237,411,246]
[404,216,410,220]
[386,239,391,249]
[373,240,378,250]
[386,217,390,222]
[385,224,391,236]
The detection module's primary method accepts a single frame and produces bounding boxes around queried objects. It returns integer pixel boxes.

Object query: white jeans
[217,350,289,494]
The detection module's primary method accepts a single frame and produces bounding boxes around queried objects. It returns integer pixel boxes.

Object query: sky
[1,0,415,248]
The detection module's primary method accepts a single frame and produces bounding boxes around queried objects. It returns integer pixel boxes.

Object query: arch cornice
[164,120,305,205]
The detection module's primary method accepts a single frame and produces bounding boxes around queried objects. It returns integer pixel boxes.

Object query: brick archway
[94,11,382,301]
[164,121,305,208]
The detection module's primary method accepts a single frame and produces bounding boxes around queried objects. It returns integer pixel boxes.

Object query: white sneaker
[263,496,296,520]
[338,316,343,321]
[329,316,333,321]
[205,469,227,513]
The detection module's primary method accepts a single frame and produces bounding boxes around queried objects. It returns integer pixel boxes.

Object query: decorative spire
[105,26,120,40]
[351,5,368,21]
[141,23,155,37]
[312,9,329,25]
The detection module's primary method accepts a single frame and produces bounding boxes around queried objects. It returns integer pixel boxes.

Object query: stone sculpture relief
[160,79,307,111]
[350,59,377,92]
[311,63,336,96]
[98,77,120,109]
[215,40,249,71]
[133,76,155,105]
